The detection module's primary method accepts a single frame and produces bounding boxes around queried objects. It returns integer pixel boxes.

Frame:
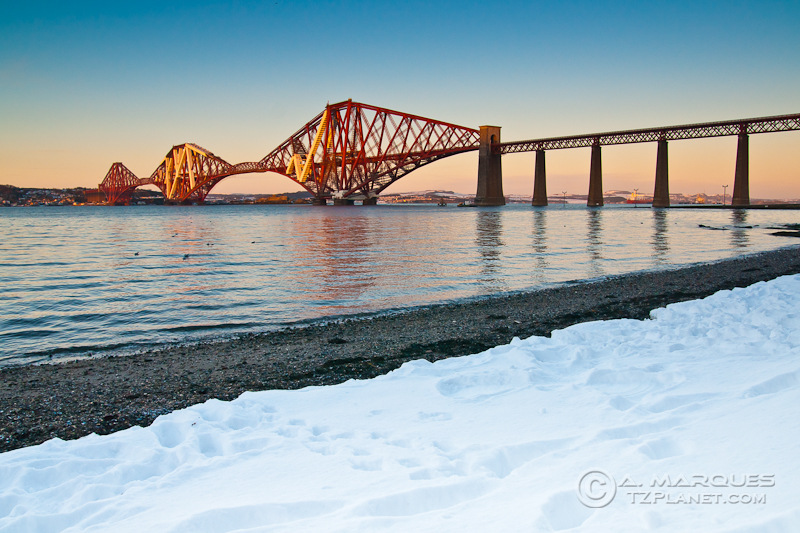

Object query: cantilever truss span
[144,143,241,203]
[260,100,480,201]
[98,100,481,204]
[99,163,141,205]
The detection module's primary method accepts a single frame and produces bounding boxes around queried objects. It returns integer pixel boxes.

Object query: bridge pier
[652,139,670,208]
[732,131,750,206]
[474,126,505,206]
[532,149,547,206]
[587,143,603,207]
[333,198,355,206]
[362,197,378,205]
[312,197,328,206]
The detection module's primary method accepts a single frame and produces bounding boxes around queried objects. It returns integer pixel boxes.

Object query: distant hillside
[0,185,21,203]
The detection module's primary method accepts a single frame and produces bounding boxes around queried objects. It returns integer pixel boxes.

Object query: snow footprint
[644,392,719,413]
[585,367,682,400]
[638,436,684,460]
[743,370,800,398]
[349,457,383,471]
[594,416,682,441]
[418,411,452,422]
[170,500,344,531]
[354,480,491,517]
[151,419,186,449]
[536,490,593,530]
[472,438,573,479]
[197,431,224,458]
[436,369,527,401]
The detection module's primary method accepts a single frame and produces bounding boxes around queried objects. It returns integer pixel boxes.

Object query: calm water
[1,204,797,367]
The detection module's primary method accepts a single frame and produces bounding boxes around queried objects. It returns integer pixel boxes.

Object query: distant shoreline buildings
[1,185,797,207]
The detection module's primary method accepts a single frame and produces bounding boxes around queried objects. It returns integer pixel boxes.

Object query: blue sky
[1,1,798,198]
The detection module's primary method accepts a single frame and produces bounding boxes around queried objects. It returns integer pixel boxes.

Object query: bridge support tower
[474,126,505,206]
[653,139,670,208]
[532,149,547,206]
[732,131,750,206]
[588,143,603,207]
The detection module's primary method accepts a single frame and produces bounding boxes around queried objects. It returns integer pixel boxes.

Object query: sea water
[0,203,797,366]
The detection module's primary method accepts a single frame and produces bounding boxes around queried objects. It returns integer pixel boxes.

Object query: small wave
[62,312,119,324]
[0,261,75,268]
[110,277,154,284]
[0,341,144,368]
[18,281,107,293]
[161,322,263,333]
[0,328,57,339]
[182,303,237,311]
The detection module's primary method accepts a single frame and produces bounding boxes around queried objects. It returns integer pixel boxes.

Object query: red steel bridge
[99,102,800,207]
[100,100,480,205]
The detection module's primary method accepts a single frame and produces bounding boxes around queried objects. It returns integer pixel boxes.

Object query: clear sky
[1,1,798,199]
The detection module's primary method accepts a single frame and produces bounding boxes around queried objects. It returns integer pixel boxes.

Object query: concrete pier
[587,143,603,207]
[532,149,547,206]
[474,126,505,206]
[732,132,750,206]
[362,197,378,206]
[333,198,355,206]
[652,139,670,208]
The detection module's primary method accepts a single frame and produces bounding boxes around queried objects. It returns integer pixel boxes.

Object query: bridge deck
[497,113,800,153]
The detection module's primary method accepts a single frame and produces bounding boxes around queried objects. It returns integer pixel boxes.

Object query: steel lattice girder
[99,162,140,205]
[498,113,800,153]
[148,143,235,202]
[260,100,480,198]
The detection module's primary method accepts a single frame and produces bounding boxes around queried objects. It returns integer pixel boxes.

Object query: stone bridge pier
[474,126,505,206]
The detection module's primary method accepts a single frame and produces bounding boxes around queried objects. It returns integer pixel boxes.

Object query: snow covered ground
[2,275,800,532]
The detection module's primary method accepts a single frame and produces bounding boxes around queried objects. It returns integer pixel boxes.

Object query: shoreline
[2,246,800,453]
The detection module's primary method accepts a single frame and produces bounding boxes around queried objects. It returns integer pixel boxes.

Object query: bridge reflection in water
[462,206,773,292]
[586,210,604,278]
[530,210,549,284]
[289,213,378,309]
[475,211,507,292]
[730,210,750,249]
[651,209,670,265]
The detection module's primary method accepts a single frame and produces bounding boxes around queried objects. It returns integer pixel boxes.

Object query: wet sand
[2,245,799,452]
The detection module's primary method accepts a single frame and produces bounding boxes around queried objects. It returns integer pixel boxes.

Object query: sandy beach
[2,245,799,453]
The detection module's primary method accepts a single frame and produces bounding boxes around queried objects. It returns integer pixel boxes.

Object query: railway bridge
[99,102,799,207]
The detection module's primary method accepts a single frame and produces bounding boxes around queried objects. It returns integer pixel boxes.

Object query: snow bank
[2,275,800,532]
